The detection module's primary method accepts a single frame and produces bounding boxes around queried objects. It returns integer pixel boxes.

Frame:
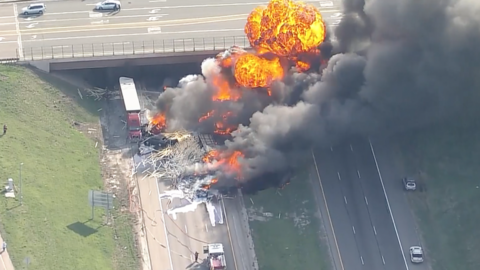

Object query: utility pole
[19,163,23,205]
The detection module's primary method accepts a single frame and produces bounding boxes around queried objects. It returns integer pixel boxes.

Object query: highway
[0,0,344,59]
[312,137,432,270]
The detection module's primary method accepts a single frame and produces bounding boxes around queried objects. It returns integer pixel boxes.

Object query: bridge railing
[20,36,251,61]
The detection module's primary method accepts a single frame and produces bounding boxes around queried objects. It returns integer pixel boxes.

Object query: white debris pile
[137,132,224,226]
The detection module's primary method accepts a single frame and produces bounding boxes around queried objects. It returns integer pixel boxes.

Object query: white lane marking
[382,255,386,264]
[343,196,347,205]
[21,28,243,43]
[147,16,166,21]
[150,0,167,2]
[373,225,377,235]
[337,171,341,180]
[0,37,4,41]
[364,196,368,205]
[357,170,361,178]
[204,223,208,232]
[30,35,36,39]
[320,1,334,7]
[155,180,174,270]
[147,27,162,33]
[149,9,162,14]
[13,4,23,58]
[0,22,15,26]
[25,23,38,29]
[184,225,188,234]
[352,226,355,234]
[18,13,169,24]
[91,20,109,25]
[331,12,343,18]
[89,12,103,18]
[350,144,354,152]
[369,139,410,270]
[330,146,333,151]
[360,256,364,265]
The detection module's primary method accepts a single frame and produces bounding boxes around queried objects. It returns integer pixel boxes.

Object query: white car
[94,0,121,10]
[21,3,46,15]
[410,246,424,263]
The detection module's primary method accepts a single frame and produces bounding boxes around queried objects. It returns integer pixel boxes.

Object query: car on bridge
[94,0,121,11]
[21,3,46,16]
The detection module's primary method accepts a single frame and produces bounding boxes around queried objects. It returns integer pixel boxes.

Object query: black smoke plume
[154,0,480,191]
[228,0,480,187]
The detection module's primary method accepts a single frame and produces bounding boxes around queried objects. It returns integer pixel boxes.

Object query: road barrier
[20,36,251,61]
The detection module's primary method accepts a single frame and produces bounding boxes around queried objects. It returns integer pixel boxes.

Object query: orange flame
[203,150,220,163]
[245,0,326,71]
[149,112,167,133]
[204,150,245,179]
[212,75,241,101]
[199,110,215,122]
[234,54,284,88]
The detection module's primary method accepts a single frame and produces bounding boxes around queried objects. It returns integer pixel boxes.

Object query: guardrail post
[61,46,64,58]
[173,40,175,53]
[51,46,54,59]
[162,40,165,53]
[183,39,185,52]
[102,43,105,56]
[223,37,226,49]
[30,48,33,60]
[82,44,84,57]
[203,38,205,50]
[153,40,156,53]
[143,41,145,54]
[92,43,94,56]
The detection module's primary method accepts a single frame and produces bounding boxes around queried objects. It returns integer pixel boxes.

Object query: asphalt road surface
[0,0,343,59]
[312,137,432,270]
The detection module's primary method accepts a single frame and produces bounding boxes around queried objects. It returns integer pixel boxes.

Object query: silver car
[410,246,424,263]
[21,3,46,15]
[94,0,121,10]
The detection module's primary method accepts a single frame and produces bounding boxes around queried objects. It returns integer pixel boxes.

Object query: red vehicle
[119,77,142,142]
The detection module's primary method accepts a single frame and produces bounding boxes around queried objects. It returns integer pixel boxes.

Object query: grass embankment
[0,65,136,270]
[243,172,330,270]
[395,123,480,270]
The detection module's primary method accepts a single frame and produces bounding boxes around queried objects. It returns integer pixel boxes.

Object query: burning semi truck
[119,77,143,142]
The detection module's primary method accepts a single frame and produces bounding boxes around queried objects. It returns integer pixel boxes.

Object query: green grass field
[0,65,137,270]
[243,172,330,270]
[395,123,480,270]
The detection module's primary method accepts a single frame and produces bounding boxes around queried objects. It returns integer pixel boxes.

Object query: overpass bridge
[8,35,251,72]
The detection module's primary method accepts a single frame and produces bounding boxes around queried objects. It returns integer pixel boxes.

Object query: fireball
[234,54,284,88]
[245,0,326,70]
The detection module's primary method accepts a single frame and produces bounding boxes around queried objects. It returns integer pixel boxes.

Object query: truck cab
[203,243,226,270]
[127,113,142,142]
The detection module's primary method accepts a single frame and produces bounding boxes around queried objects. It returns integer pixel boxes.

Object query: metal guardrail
[20,36,251,61]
